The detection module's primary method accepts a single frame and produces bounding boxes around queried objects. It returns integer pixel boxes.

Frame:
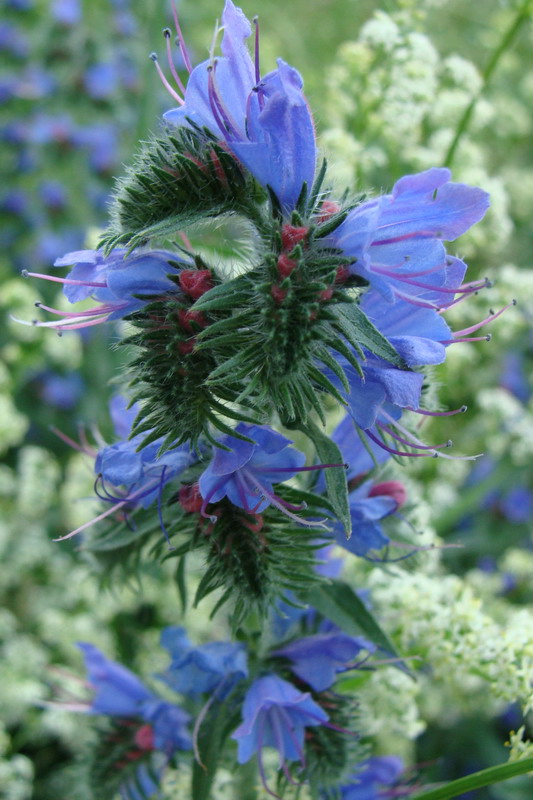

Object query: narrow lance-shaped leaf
[301,418,351,535]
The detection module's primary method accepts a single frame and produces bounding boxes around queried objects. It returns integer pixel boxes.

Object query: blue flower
[328,168,489,309]
[198,423,313,524]
[272,632,375,691]
[161,1,316,211]
[331,480,396,557]
[53,396,196,544]
[95,395,195,511]
[77,642,192,755]
[24,248,186,332]
[232,674,328,787]
[156,626,248,699]
[334,756,404,800]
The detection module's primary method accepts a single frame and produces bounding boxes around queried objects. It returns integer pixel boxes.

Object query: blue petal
[77,642,153,716]
[335,520,390,557]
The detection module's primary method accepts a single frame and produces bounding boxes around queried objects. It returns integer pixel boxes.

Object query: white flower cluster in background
[320,5,533,257]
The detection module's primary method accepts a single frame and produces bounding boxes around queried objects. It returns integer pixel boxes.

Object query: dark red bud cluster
[179,269,214,300]
[177,308,209,333]
[177,339,196,355]
[178,483,203,513]
[271,284,287,304]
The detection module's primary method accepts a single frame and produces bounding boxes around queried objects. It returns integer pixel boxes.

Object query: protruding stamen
[366,428,437,459]
[371,230,435,247]
[163,27,187,95]
[379,425,452,450]
[412,405,468,417]
[53,499,129,542]
[22,270,107,288]
[170,0,193,74]
[252,16,261,85]
[150,51,184,105]
[243,470,329,529]
[453,300,516,337]
[265,462,347,473]
[443,334,492,344]
[207,62,241,139]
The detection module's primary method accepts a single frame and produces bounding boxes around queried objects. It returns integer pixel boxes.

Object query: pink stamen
[171,0,193,74]
[50,426,89,454]
[372,265,480,295]
[243,470,329,529]
[371,230,435,247]
[378,425,452,450]
[443,334,492,344]
[150,53,184,105]
[207,63,241,139]
[35,302,118,318]
[411,405,468,417]
[380,410,481,461]
[393,289,440,309]
[53,499,129,542]
[252,17,261,85]
[163,28,187,96]
[365,429,437,459]
[453,300,516,337]
[23,270,107,288]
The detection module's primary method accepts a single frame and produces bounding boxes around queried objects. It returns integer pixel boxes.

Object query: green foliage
[300,581,402,663]
[171,489,329,627]
[101,125,256,252]
[86,719,159,800]
[302,693,363,795]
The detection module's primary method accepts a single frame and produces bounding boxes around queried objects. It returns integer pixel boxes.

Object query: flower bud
[368,481,407,508]
[178,269,214,299]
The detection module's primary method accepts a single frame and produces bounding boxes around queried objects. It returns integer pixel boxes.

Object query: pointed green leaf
[300,581,404,664]
[410,758,533,800]
[335,304,407,368]
[301,418,351,535]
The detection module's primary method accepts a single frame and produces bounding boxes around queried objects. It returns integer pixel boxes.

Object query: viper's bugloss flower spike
[161,0,316,212]
[20,248,187,331]
[327,168,490,308]
[232,674,329,794]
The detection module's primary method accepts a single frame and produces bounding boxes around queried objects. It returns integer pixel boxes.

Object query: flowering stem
[444,0,533,167]
[410,757,533,800]
[235,759,259,800]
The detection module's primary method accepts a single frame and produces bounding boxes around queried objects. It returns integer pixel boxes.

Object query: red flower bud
[178,308,208,333]
[335,265,351,284]
[317,200,341,223]
[134,724,155,751]
[271,284,287,304]
[179,483,203,513]
[179,269,214,300]
[277,254,297,278]
[318,287,333,302]
[178,338,196,355]
[368,480,407,508]
[281,224,308,251]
